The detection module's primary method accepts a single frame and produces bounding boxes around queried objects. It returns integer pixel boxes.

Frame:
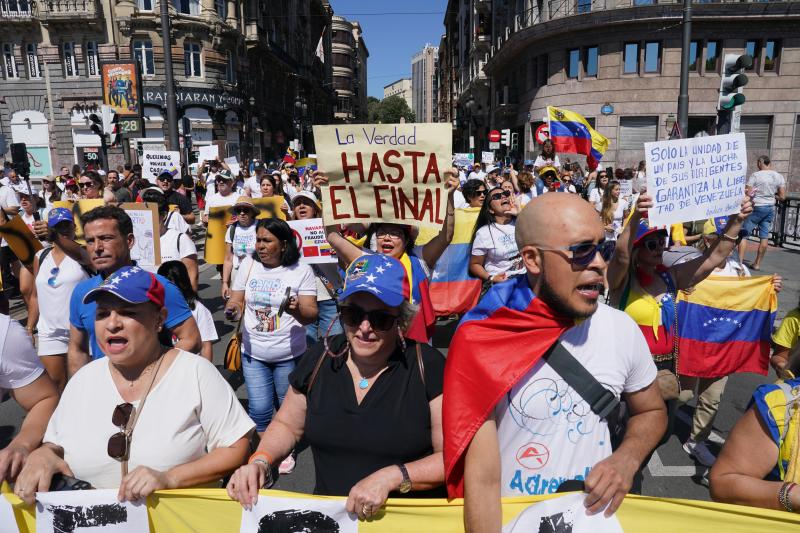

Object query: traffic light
[89,112,103,137]
[511,132,519,150]
[500,128,511,147]
[102,105,119,146]
[718,53,752,111]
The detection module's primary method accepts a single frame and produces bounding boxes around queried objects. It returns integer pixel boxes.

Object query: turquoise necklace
[358,376,370,390]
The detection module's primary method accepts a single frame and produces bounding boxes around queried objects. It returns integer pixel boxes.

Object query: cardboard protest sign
[645,133,746,227]
[120,203,161,267]
[205,206,234,265]
[53,199,104,243]
[481,151,494,165]
[224,156,241,176]
[618,179,633,199]
[313,123,452,230]
[0,216,43,266]
[454,153,474,167]
[287,219,337,264]
[252,196,287,220]
[199,144,219,163]
[142,150,180,184]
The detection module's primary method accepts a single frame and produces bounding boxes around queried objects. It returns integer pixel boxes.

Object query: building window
[2,44,18,79]
[215,0,226,19]
[2,0,31,14]
[619,116,658,150]
[174,0,200,16]
[225,51,236,83]
[623,42,639,74]
[136,0,152,10]
[705,41,720,73]
[644,42,660,73]
[633,0,654,4]
[25,43,40,79]
[132,39,155,76]
[567,49,579,79]
[537,53,549,86]
[63,41,79,78]
[739,116,772,150]
[688,41,698,72]
[576,0,591,14]
[183,42,202,78]
[764,40,779,72]
[584,46,598,77]
[86,41,99,77]
[744,40,759,71]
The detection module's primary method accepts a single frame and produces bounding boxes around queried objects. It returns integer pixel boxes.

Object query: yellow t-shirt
[774,308,800,349]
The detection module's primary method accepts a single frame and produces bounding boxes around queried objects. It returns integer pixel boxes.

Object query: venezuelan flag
[547,106,609,169]
[677,275,777,378]
[296,157,317,176]
[419,207,482,316]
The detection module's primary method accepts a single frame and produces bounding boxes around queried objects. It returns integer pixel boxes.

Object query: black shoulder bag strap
[543,341,626,448]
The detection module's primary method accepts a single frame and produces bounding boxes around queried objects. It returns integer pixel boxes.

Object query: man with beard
[443,194,666,531]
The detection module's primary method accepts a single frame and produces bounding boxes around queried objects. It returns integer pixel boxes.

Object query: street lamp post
[294,95,307,154]
[159,0,179,151]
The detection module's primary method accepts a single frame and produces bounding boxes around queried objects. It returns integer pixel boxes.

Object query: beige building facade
[332,15,368,123]
[412,43,438,123]
[383,78,412,110]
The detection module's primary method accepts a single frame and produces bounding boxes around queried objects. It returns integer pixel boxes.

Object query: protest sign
[53,199,104,243]
[0,216,42,266]
[36,489,148,533]
[481,151,494,165]
[205,206,233,265]
[454,153,474,167]
[224,156,240,176]
[142,150,180,184]
[618,179,633,199]
[199,144,219,163]
[288,218,337,264]
[313,123,452,230]
[121,203,161,267]
[645,133,746,227]
[252,196,287,220]
[503,494,623,533]
[240,495,356,533]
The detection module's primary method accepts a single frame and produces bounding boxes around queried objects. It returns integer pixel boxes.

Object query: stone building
[0,0,336,174]
[440,0,800,191]
[383,77,412,110]
[331,15,368,123]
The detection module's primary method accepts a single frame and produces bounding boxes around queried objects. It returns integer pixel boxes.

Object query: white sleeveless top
[35,248,90,338]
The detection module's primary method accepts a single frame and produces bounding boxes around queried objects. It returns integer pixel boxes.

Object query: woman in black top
[227,254,445,521]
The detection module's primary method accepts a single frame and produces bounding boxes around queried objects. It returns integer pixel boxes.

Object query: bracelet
[251,459,275,489]
[779,482,796,512]
[720,233,738,243]
[248,451,273,466]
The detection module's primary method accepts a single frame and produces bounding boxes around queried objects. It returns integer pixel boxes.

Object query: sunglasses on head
[340,305,398,331]
[490,190,512,201]
[537,240,616,268]
[107,402,134,462]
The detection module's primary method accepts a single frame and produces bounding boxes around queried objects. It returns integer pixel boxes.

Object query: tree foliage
[366,95,416,124]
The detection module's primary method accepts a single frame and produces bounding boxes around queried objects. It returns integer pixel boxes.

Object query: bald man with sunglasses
[453,194,666,531]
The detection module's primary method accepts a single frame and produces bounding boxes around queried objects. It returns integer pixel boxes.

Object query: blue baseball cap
[633,217,668,248]
[703,216,748,238]
[339,254,410,308]
[47,207,74,228]
[83,266,165,308]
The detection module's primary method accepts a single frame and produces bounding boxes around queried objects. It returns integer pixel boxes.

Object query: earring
[397,325,407,352]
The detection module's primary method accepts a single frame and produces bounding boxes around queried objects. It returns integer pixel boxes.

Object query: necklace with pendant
[358,376,370,390]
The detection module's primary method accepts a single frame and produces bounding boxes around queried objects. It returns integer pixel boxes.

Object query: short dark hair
[80,206,134,237]
[82,170,105,188]
[462,178,486,199]
[254,218,300,267]
[758,155,771,166]
[141,189,168,214]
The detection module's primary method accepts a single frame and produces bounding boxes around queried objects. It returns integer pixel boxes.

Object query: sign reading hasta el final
[313,123,452,230]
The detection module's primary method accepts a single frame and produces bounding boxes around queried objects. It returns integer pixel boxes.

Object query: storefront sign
[143,88,245,110]
[101,61,142,118]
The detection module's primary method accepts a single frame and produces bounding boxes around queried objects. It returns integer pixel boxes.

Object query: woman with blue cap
[227,254,446,521]
[30,208,93,392]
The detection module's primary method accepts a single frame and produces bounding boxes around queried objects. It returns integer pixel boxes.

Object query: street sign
[488,130,501,142]
[489,141,500,150]
[535,124,550,145]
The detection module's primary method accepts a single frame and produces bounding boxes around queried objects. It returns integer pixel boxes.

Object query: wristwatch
[397,463,412,493]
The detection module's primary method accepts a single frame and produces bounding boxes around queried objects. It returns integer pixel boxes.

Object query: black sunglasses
[340,305,398,331]
[490,190,512,201]
[643,236,666,252]
[107,402,134,461]
[78,181,95,189]
[537,240,616,268]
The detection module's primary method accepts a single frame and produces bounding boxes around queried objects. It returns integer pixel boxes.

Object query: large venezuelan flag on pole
[677,275,777,378]
[547,106,610,170]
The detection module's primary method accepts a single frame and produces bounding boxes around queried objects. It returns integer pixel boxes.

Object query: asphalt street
[0,234,797,501]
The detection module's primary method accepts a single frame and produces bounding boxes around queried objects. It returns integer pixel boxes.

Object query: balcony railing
[39,0,99,21]
[0,0,33,20]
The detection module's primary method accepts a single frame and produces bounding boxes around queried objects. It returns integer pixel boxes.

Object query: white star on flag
[366,285,382,294]
[121,271,132,278]
[375,266,385,274]
[366,274,377,283]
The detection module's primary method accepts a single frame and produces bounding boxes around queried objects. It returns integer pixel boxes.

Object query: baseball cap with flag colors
[339,254,410,308]
[83,266,165,308]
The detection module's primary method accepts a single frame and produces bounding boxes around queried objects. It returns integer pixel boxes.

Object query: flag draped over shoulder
[427,207,481,316]
[677,275,777,378]
[547,106,609,170]
[443,276,573,498]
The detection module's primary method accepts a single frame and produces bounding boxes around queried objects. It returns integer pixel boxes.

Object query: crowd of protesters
[0,137,796,531]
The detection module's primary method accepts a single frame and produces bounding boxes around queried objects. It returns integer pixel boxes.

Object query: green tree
[378,95,416,124]
[367,96,382,123]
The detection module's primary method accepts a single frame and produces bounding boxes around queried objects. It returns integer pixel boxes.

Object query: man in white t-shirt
[446,193,666,529]
[202,170,238,224]
[243,163,266,198]
[738,155,786,271]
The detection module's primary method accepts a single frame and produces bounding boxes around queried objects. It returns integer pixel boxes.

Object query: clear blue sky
[330,0,446,99]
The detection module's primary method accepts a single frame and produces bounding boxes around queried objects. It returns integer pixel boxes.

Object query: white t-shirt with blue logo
[225,222,257,270]
[494,304,656,497]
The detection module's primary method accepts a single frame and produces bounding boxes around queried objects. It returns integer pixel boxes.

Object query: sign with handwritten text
[313,124,452,230]
[288,218,337,264]
[645,133,746,227]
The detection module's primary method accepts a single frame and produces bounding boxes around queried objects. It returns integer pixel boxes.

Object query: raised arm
[607,194,652,291]
[421,170,459,269]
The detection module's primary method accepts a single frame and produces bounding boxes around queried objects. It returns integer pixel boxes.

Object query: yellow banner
[3,487,799,532]
[313,123,452,230]
[0,216,43,266]
[252,196,287,220]
[204,206,234,265]
[52,199,104,244]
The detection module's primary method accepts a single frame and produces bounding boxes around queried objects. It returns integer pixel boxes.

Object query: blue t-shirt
[69,273,193,359]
